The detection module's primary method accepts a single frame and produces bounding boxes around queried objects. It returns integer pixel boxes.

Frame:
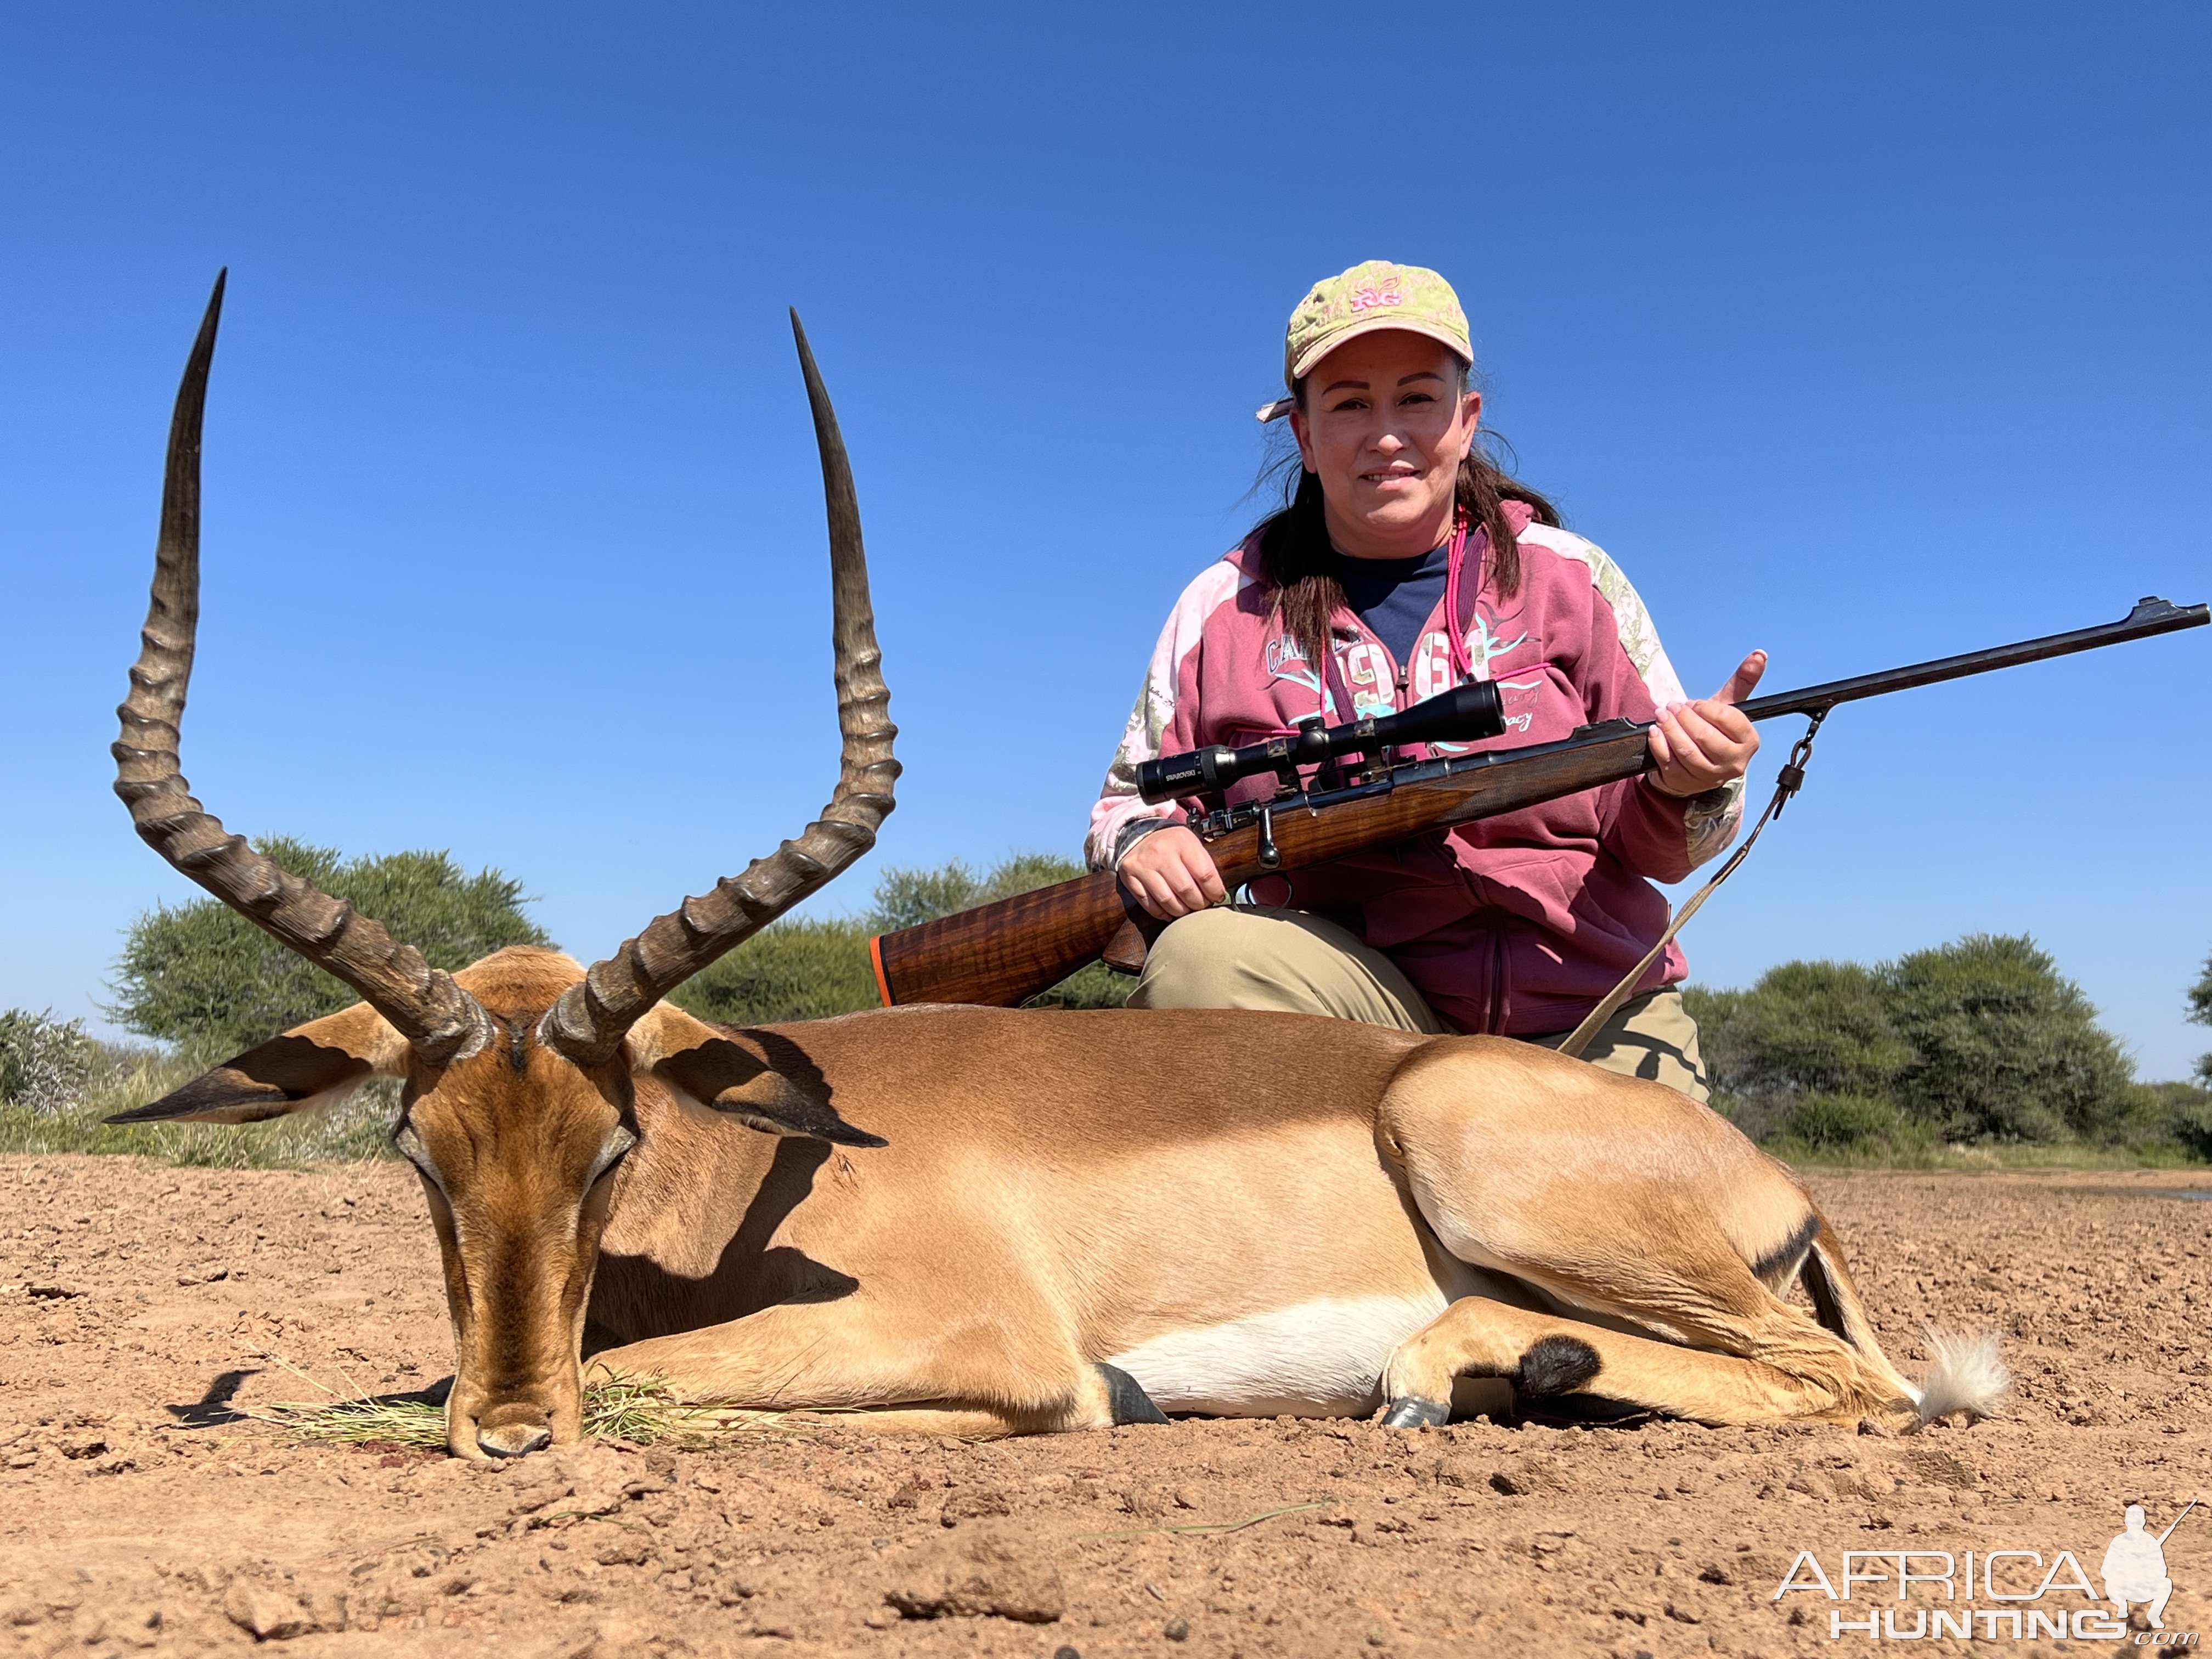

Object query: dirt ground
[2,1155,2208,1657]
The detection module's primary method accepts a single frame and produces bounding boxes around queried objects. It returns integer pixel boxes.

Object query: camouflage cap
[1258,259,1471,421]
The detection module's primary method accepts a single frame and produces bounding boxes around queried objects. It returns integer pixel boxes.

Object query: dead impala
[110,277,2004,1460]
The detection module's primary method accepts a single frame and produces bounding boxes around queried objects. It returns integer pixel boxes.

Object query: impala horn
[113,272,495,1065]
[537,311,899,1066]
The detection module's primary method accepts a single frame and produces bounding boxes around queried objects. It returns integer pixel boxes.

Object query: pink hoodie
[1087,505,1743,1035]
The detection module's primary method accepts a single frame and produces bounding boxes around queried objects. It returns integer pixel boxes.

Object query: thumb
[1712,650,1767,705]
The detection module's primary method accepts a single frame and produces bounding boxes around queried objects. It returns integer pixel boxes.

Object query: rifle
[2158,1498,2199,1546]
[868,596,2207,1008]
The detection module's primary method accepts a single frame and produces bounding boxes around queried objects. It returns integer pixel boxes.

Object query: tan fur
[136,946,1939,1456]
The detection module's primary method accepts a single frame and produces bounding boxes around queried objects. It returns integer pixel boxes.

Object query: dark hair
[1254,368,1560,672]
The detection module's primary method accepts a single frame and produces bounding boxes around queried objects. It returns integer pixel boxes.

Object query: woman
[1086,260,1763,1101]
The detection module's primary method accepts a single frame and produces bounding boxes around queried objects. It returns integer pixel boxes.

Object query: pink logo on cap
[1347,281,1403,313]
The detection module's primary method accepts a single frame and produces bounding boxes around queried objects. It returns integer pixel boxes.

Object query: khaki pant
[1127,905,1710,1103]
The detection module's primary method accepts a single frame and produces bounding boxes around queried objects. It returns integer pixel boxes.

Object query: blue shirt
[1328,541,1450,670]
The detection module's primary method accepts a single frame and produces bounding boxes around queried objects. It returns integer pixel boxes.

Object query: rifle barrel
[2157,1498,2199,1545]
[1737,596,2205,723]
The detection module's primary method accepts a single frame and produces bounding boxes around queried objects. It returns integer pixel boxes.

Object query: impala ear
[106,1003,410,1126]
[630,1005,887,1149]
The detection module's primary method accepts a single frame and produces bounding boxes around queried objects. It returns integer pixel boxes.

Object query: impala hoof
[1097,1363,1170,1426]
[477,1421,552,1458]
[1380,1396,1449,1429]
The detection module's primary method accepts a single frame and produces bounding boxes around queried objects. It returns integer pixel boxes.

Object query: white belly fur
[1105,1291,1447,1418]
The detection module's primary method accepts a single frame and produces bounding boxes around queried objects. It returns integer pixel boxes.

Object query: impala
[111,278,2004,1459]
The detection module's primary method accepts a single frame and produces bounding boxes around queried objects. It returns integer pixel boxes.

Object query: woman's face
[1290,331,1481,560]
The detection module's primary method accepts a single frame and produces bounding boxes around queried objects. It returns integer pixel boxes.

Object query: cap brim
[1289,320,1472,385]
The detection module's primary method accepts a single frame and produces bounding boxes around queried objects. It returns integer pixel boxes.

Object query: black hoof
[1098,1363,1170,1425]
[1380,1396,1449,1429]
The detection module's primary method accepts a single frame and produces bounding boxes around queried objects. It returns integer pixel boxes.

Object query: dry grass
[0,1046,399,1169]
[243,1353,812,1451]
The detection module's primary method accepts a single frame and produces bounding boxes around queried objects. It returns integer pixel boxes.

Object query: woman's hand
[1117,825,1228,921]
[1647,650,1766,797]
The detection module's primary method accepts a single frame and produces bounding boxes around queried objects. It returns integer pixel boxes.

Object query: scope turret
[1135,681,1505,805]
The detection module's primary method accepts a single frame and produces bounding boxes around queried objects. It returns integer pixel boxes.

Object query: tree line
[1688,939,2212,1158]
[4,836,2208,1162]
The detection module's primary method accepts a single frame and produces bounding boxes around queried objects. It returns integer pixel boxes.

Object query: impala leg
[584,1299,1151,1436]
[1379,1297,1860,1427]
[1378,1040,1921,1427]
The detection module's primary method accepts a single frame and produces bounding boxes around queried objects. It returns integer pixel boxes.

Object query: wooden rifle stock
[868,723,1654,1007]
[868,595,2207,1009]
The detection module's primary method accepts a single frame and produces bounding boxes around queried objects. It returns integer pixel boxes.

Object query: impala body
[111,279,2004,1458]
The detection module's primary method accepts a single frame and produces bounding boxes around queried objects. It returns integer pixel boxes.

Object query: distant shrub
[1690,960,1911,1130]
[1883,934,2134,1143]
[1779,1093,1901,1152]
[2132,1080,2212,1160]
[0,1009,105,1113]
[669,918,879,1026]
[1691,931,2190,1159]
[109,837,549,1056]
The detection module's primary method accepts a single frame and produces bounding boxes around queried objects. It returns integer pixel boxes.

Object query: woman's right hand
[1116,826,1228,921]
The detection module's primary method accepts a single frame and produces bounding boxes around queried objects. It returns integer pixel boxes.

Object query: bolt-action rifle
[868,597,2207,1009]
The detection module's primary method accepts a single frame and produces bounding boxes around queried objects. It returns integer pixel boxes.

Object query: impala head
[107,274,896,1459]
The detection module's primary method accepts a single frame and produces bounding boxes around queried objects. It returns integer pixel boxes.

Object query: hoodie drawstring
[1441,512,1474,685]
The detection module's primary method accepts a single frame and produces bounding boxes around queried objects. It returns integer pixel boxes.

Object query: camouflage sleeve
[1085,561,1244,871]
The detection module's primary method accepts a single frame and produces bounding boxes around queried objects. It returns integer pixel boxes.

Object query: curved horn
[112,273,493,1064]
[539,312,899,1065]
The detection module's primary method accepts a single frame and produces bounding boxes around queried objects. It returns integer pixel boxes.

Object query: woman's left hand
[1647,650,1766,797]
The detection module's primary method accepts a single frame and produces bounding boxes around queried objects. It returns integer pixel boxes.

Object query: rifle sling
[1555,712,1827,1061]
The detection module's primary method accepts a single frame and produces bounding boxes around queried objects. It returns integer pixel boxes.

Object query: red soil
[2,1156,2207,1656]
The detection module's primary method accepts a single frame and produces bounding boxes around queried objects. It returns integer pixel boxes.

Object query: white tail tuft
[1915,1329,2010,1426]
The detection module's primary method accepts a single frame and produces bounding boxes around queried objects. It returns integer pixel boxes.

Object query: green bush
[109,836,549,1055]
[1883,934,2134,1143]
[2132,1080,2212,1160]
[0,1009,104,1113]
[1778,1092,1902,1152]
[669,917,879,1025]
[1690,960,1911,1108]
[1691,931,2196,1159]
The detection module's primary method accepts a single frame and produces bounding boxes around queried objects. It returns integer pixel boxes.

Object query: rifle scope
[1136,681,1505,805]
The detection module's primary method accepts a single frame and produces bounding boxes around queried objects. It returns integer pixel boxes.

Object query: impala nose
[477,1419,552,1459]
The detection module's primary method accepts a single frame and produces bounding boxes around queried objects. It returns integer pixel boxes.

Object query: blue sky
[2,4,2206,1075]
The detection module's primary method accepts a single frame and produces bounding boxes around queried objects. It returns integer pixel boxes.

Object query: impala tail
[1801,1217,2009,1426]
